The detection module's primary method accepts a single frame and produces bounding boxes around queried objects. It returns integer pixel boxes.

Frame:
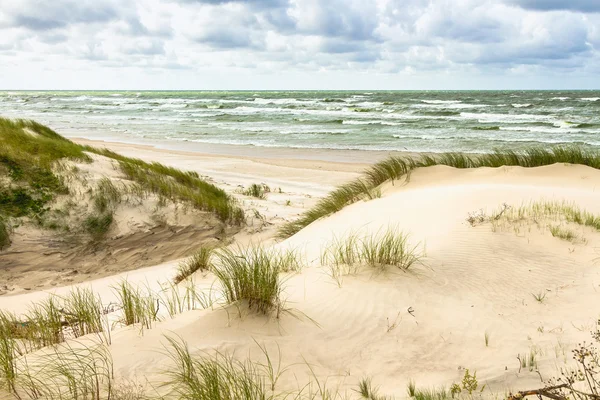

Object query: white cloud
[0,0,598,89]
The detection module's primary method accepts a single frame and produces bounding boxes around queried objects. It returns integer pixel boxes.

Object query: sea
[1,90,599,153]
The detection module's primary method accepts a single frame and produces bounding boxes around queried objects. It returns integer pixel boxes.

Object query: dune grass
[491,200,600,242]
[13,340,114,400]
[162,335,270,400]
[0,117,245,249]
[356,377,390,400]
[62,287,104,339]
[0,311,20,394]
[321,228,423,272]
[112,280,159,329]
[279,147,600,238]
[0,218,10,250]
[212,246,301,314]
[92,147,244,224]
[173,246,215,284]
[244,183,270,199]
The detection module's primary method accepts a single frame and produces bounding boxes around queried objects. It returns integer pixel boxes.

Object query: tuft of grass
[412,387,450,400]
[161,335,270,400]
[484,331,490,347]
[83,211,114,240]
[356,377,390,400]
[0,310,20,394]
[279,147,600,238]
[112,281,159,330]
[532,292,547,303]
[92,177,122,213]
[24,296,65,348]
[549,225,578,242]
[16,340,114,400]
[361,228,423,271]
[407,380,416,397]
[321,228,423,272]
[213,246,293,315]
[174,246,215,284]
[244,183,270,199]
[0,217,10,250]
[62,287,104,339]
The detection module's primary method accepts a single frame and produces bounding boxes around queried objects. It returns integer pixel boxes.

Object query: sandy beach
[2,129,600,399]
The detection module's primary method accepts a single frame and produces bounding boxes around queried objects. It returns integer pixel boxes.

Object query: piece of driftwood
[507,384,568,400]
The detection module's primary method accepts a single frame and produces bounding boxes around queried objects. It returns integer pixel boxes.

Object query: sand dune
[3,161,600,398]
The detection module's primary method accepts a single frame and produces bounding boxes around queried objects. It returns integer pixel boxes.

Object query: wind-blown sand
[2,138,600,398]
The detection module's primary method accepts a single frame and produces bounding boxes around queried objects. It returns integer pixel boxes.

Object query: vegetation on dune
[243,183,270,199]
[90,147,244,224]
[321,228,424,273]
[0,116,244,249]
[279,147,600,238]
[173,246,215,284]
[212,246,301,315]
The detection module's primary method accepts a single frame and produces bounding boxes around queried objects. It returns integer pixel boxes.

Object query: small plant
[212,246,286,315]
[467,209,487,226]
[0,217,10,250]
[549,225,578,242]
[62,287,104,338]
[173,246,214,284]
[356,377,388,400]
[112,281,159,330]
[244,183,270,199]
[161,335,269,400]
[407,379,416,397]
[450,369,484,397]
[484,331,490,347]
[532,292,547,303]
[83,211,114,240]
[285,200,292,206]
[361,228,423,271]
[321,228,424,273]
[413,387,450,400]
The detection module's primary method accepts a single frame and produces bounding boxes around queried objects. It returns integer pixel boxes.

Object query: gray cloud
[507,0,600,12]
[8,0,119,31]
[0,0,599,88]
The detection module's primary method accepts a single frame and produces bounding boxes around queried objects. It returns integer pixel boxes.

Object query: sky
[0,0,599,90]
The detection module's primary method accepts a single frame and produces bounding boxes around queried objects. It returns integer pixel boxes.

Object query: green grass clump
[112,281,159,329]
[15,340,114,400]
[244,183,270,199]
[83,211,114,240]
[279,147,600,238]
[356,377,391,400]
[0,217,10,250]
[62,287,104,338]
[321,228,423,272]
[162,335,270,400]
[549,225,578,242]
[213,246,296,314]
[0,311,20,394]
[24,296,65,348]
[174,247,215,284]
[411,387,449,400]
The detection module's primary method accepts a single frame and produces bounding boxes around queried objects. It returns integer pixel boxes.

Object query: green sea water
[1,90,599,153]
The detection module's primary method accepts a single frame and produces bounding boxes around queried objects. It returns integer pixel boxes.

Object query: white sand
[2,142,600,398]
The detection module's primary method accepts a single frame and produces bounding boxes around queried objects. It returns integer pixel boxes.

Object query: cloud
[0,0,599,88]
[3,0,119,31]
[506,0,600,12]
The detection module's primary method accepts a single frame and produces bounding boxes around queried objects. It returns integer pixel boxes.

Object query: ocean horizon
[2,90,599,154]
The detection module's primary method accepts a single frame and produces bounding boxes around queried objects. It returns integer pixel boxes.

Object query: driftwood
[508,383,600,400]
[507,384,568,400]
